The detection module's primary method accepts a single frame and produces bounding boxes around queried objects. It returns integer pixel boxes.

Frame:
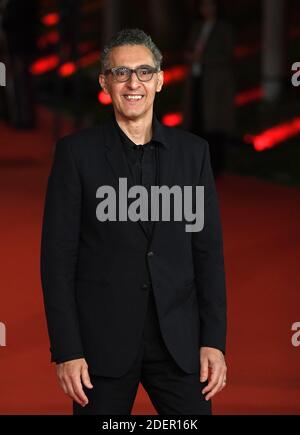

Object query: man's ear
[156,70,164,93]
[99,74,110,94]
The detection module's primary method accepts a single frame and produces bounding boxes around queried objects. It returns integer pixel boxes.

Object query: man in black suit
[40,28,227,415]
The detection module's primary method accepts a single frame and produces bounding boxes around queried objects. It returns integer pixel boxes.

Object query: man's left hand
[200,346,227,401]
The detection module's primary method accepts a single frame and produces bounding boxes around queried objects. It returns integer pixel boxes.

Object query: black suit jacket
[40,115,227,377]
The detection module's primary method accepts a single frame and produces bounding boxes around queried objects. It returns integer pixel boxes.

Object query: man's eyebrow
[137,64,156,68]
[113,64,156,69]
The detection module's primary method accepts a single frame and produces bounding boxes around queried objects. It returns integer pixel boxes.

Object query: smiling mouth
[123,95,144,101]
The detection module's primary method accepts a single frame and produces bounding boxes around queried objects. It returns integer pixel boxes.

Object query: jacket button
[147,251,154,257]
[141,283,150,290]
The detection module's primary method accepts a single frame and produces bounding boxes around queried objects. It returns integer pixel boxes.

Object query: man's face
[99,45,164,121]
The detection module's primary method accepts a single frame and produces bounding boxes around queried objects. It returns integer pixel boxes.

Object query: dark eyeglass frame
[104,65,159,82]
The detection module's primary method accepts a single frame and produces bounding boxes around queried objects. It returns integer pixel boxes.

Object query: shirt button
[147,251,154,257]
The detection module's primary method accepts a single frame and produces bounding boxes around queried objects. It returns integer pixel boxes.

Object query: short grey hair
[100,28,163,73]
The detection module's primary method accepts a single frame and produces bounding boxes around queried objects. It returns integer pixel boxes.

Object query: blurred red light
[37,31,59,49]
[244,118,300,151]
[42,13,59,27]
[162,113,183,127]
[236,87,263,106]
[98,91,112,105]
[30,55,59,75]
[59,62,76,77]
[163,65,187,85]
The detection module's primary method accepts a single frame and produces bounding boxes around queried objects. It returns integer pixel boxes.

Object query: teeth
[124,95,143,100]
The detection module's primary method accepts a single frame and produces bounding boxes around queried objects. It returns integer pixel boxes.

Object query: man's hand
[200,347,227,401]
[56,358,93,407]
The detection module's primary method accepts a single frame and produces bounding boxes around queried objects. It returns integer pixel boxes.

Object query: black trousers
[73,291,211,415]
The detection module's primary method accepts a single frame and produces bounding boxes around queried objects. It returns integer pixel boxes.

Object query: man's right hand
[56,358,93,407]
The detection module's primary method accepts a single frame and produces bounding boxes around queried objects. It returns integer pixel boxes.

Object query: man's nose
[126,72,140,88]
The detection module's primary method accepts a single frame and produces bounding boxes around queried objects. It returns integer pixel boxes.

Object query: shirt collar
[113,113,169,150]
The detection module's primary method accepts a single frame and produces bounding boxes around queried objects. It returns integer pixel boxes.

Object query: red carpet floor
[0,115,299,414]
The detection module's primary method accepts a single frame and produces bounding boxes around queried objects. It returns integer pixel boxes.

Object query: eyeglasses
[104,65,159,82]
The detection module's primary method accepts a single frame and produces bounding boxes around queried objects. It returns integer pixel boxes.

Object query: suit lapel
[104,117,149,239]
[148,129,174,247]
[104,118,134,188]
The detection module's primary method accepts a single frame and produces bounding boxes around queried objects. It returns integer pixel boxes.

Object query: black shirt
[114,117,165,238]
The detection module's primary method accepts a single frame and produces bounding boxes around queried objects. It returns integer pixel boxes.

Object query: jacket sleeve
[192,140,227,354]
[40,138,85,363]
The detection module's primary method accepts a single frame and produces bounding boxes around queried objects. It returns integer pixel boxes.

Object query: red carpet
[0,115,299,414]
